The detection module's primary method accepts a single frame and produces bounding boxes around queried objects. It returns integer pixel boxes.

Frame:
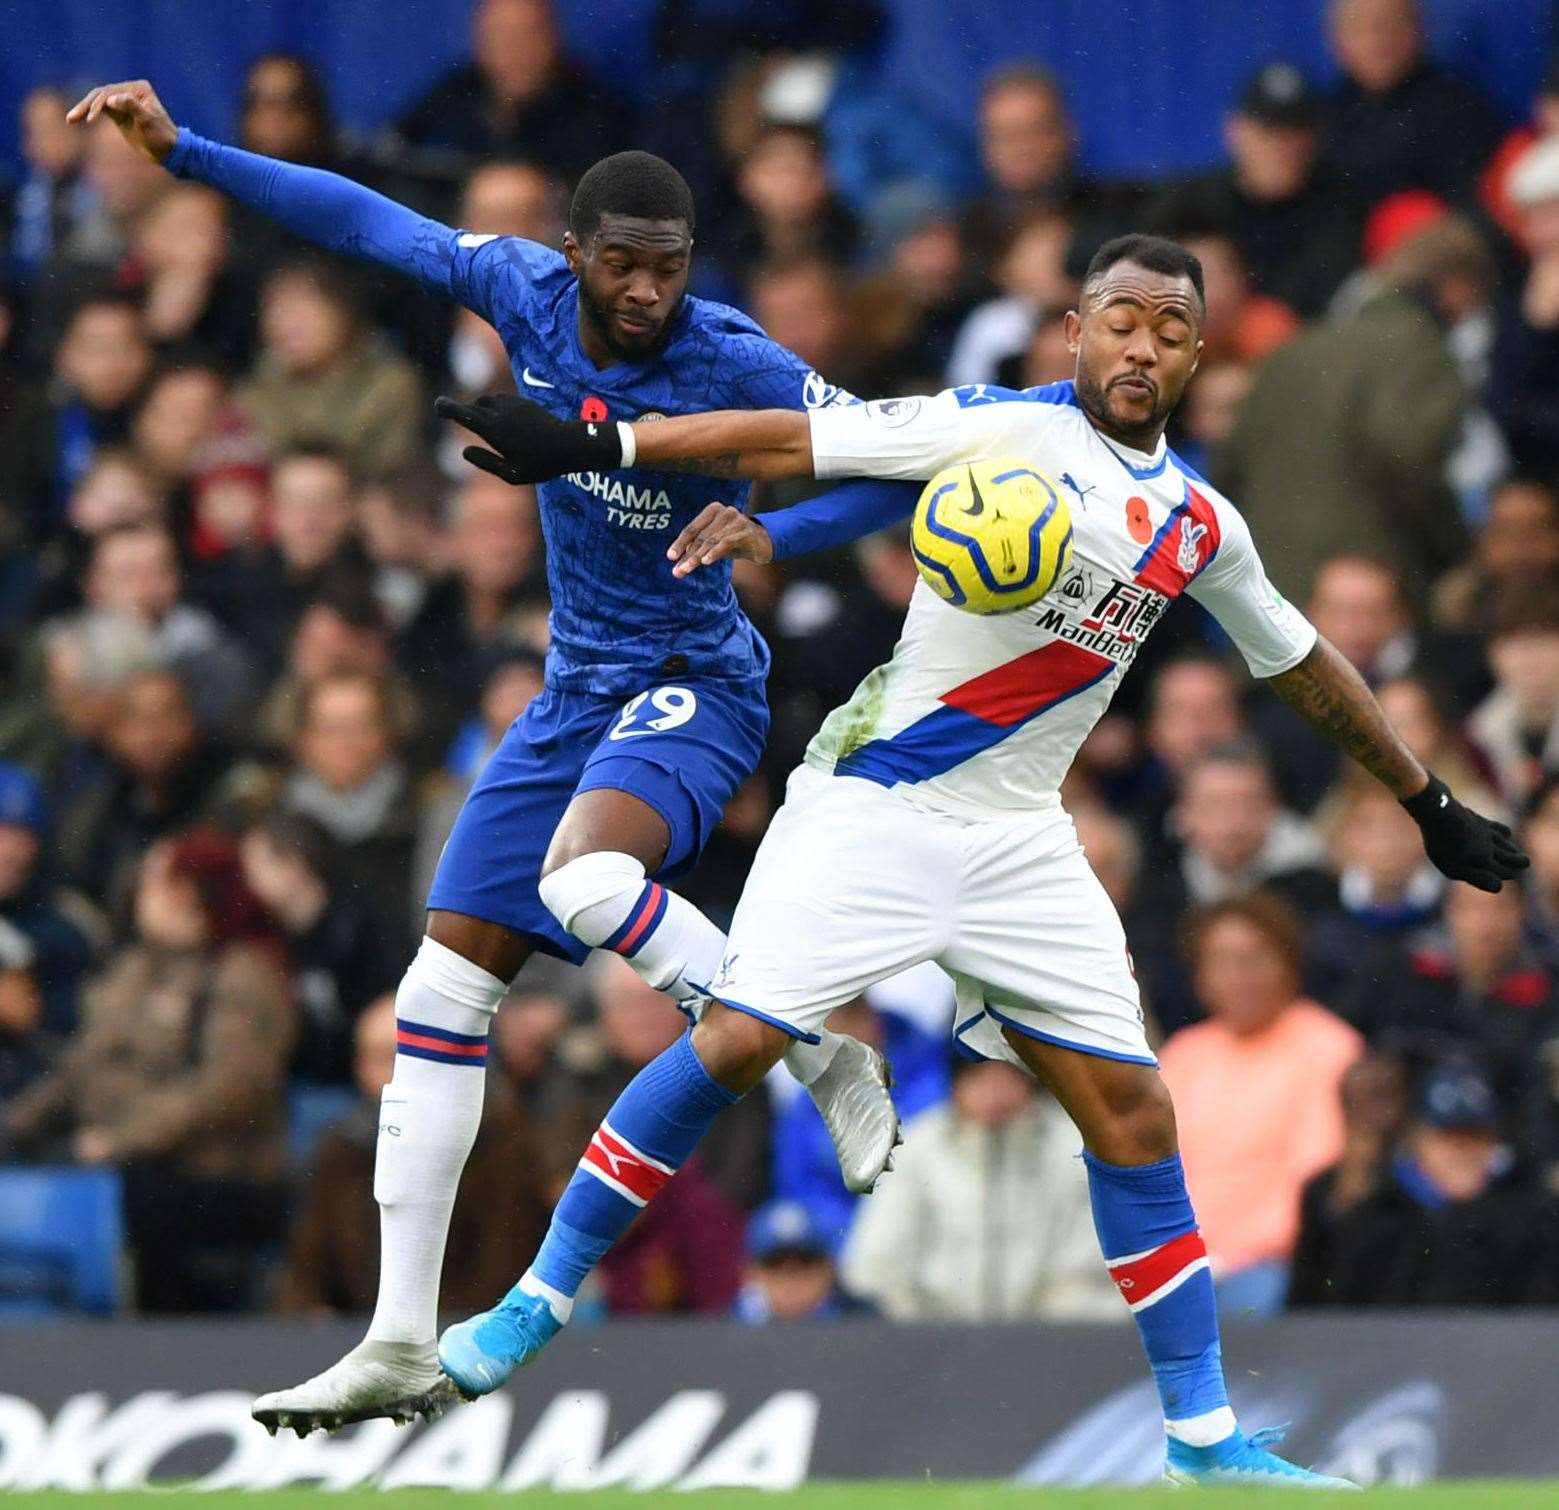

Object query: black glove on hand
[1401,772,1529,892]
[434,394,624,484]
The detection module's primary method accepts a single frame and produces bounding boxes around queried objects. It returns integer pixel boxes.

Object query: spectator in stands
[1433,478,1559,639]
[0,763,95,1094]
[1525,774,1559,966]
[279,993,548,1316]
[391,0,627,182]
[1125,653,1247,860]
[1321,0,1499,215]
[747,256,866,397]
[1306,775,1445,1005]
[851,183,974,391]
[1289,1058,1559,1306]
[273,669,422,936]
[0,608,158,786]
[1174,225,1299,364]
[7,84,95,284]
[1163,744,1330,909]
[239,53,335,166]
[716,124,858,292]
[241,811,403,1085]
[1160,893,1363,1315]
[222,445,369,672]
[80,522,256,731]
[842,1057,1117,1321]
[963,66,1090,266]
[182,413,272,576]
[44,292,154,512]
[54,667,230,910]
[242,260,426,483]
[131,364,230,496]
[5,829,295,1312]
[126,187,254,369]
[1134,744,1330,1032]
[1174,359,1253,480]
[946,208,1076,388]
[1467,577,1559,807]
[59,116,166,270]
[491,979,570,1111]
[1250,555,1425,812]
[1490,138,1559,479]
[354,465,444,634]
[736,1199,871,1323]
[251,582,424,766]
[1218,215,1482,610]
[1346,880,1557,1160]
[1151,62,1357,318]
[400,470,542,711]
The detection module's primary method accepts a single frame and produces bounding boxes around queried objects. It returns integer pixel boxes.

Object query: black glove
[1401,772,1529,892]
[434,394,623,484]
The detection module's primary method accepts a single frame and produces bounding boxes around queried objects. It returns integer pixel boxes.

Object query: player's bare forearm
[1266,636,1427,799]
[632,409,815,480]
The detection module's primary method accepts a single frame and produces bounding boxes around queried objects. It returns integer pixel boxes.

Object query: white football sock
[366,936,507,1345]
[538,851,844,1083]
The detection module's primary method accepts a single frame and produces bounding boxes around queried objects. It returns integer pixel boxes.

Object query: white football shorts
[706,764,1154,1067]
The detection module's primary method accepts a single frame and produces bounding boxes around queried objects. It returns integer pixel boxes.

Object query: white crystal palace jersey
[802,381,1317,816]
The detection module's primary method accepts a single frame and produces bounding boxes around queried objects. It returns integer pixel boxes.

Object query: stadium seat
[0,1166,123,1318]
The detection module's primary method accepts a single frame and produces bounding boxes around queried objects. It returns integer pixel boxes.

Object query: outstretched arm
[1267,636,1426,798]
[433,385,1063,487]
[1268,636,1527,891]
[68,81,477,302]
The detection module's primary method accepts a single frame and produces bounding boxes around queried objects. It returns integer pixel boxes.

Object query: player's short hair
[1082,233,1205,309]
[569,152,695,242]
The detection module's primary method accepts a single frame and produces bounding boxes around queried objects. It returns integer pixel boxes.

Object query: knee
[692,1002,789,1096]
[1092,1070,1178,1166]
[537,850,643,936]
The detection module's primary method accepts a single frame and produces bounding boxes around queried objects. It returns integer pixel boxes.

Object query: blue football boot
[1165,1426,1360,1489]
[438,1285,564,1399]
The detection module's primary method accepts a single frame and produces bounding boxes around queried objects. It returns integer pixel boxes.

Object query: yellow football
[911,458,1073,615]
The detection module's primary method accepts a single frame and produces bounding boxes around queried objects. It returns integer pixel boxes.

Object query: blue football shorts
[426,675,769,962]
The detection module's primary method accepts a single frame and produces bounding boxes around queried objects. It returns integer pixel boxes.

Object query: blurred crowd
[1,0,1558,1323]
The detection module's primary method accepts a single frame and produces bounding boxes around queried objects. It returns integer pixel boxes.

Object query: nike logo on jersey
[457,232,499,248]
[522,368,556,389]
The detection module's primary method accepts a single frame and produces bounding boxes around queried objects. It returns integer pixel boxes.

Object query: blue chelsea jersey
[449,234,854,697]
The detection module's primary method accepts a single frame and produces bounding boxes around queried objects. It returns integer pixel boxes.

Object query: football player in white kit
[434,236,1524,1486]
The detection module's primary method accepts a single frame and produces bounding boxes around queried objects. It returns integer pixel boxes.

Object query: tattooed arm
[1267,635,1427,797]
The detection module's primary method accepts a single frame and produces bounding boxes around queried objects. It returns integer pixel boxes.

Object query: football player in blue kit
[70,80,915,1433]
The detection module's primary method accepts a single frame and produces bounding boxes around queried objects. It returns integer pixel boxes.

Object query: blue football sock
[527,1031,737,1302]
[1084,1151,1233,1441]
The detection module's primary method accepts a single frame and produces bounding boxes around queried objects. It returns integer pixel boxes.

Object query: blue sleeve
[757,478,918,562]
[165,129,559,322]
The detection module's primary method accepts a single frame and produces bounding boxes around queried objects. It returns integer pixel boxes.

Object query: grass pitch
[3,1483,1558,1507]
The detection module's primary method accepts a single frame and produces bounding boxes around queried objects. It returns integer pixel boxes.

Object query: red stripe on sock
[611,883,665,955]
[582,1126,674,1204]
[396,1029,487,1057]
[1107,1229,1206,1306]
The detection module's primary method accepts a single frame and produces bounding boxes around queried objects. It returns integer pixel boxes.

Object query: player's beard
[1074,366,1174,450]
[578,277,671,363]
